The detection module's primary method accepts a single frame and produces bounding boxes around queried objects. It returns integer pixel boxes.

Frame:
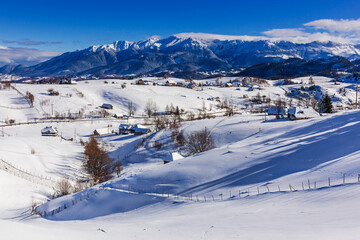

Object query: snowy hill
[2,77,360,239]
[2,33,360,77]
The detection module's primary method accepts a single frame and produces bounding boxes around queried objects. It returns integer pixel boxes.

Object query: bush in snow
[84,136,113,184]
[185,128,216,155]
[55,178,72,196]
[154,141,162,150]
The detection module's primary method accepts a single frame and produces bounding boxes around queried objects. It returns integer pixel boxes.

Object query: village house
[113,113,125,119]
[267,106,286,119]
[187,83,196,89]
[136,79,145,85]
[165,80,177,86]
[288,107,319,120]
[101,103,113,109]
[164,152,184,164]
[118,124,132,135]
[131,124,151,135]
[93,127,112,136]
[41,126,58,136]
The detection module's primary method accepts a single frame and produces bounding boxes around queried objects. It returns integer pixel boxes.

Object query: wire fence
[34,172,360,218]
[0,158,56,188]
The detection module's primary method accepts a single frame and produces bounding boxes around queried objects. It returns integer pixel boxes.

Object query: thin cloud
[262,28,305,38]
[261,18,360,44]
[2,39,63,46]
[304,18,360,33]
[0,47,61,66]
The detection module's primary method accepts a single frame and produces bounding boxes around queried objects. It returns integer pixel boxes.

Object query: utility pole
[356,85,359,109]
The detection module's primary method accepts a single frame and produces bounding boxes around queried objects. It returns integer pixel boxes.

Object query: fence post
[212,195,214,201]
[314,181,317,189]
[302,182,304,190]
[343,174,346,184]
[278,185,281,192]
[358,174,360,183]
[238,190,241,197]
[257,187,260,194]
[266,185,270,193]
[328,177,331,187]
[308,179,311,190]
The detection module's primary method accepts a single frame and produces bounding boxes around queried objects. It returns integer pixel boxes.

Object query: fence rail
[34,173,360,218]
[0,158,56,188]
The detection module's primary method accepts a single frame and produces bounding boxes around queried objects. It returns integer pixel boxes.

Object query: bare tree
[26,91,34,106]
[144,99,157,118]
[275,98,286,116]
[185,128,216,155]
[113,160,122,177]
[153,115,168,131]
[127,101,136,117]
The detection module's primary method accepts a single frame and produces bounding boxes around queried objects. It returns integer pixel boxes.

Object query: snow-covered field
[2,77,360,239]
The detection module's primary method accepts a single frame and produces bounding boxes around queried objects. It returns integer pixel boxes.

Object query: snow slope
[2,80,360,239]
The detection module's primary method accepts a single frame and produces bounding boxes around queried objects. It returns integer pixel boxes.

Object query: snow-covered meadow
[2,76,360,239]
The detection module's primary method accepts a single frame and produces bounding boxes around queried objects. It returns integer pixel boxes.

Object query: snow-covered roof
[131,124,150,133]
[101,103,113,108]
[94,128,111,135]
[164,152,184,163]
[113,113,125,117]
[119,124,132,130]
[288,107,319,119]
[41,126,58,134]
[267,106,286,115]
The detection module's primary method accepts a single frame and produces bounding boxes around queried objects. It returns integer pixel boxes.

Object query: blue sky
[0,0,360,53]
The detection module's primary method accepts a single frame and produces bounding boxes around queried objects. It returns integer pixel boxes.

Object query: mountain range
[1,33,360,78]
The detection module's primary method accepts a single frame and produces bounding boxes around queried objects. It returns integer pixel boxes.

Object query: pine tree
[320,94,333,113]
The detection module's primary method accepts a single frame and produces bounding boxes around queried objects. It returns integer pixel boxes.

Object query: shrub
[73,179,86,193]
[55,178,72,196]
[185,128,216,155]
[154,141,162,150]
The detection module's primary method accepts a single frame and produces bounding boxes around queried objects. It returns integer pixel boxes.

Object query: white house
[288,107,319,120]
[41,126,58,136]
[164,152,184,164]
